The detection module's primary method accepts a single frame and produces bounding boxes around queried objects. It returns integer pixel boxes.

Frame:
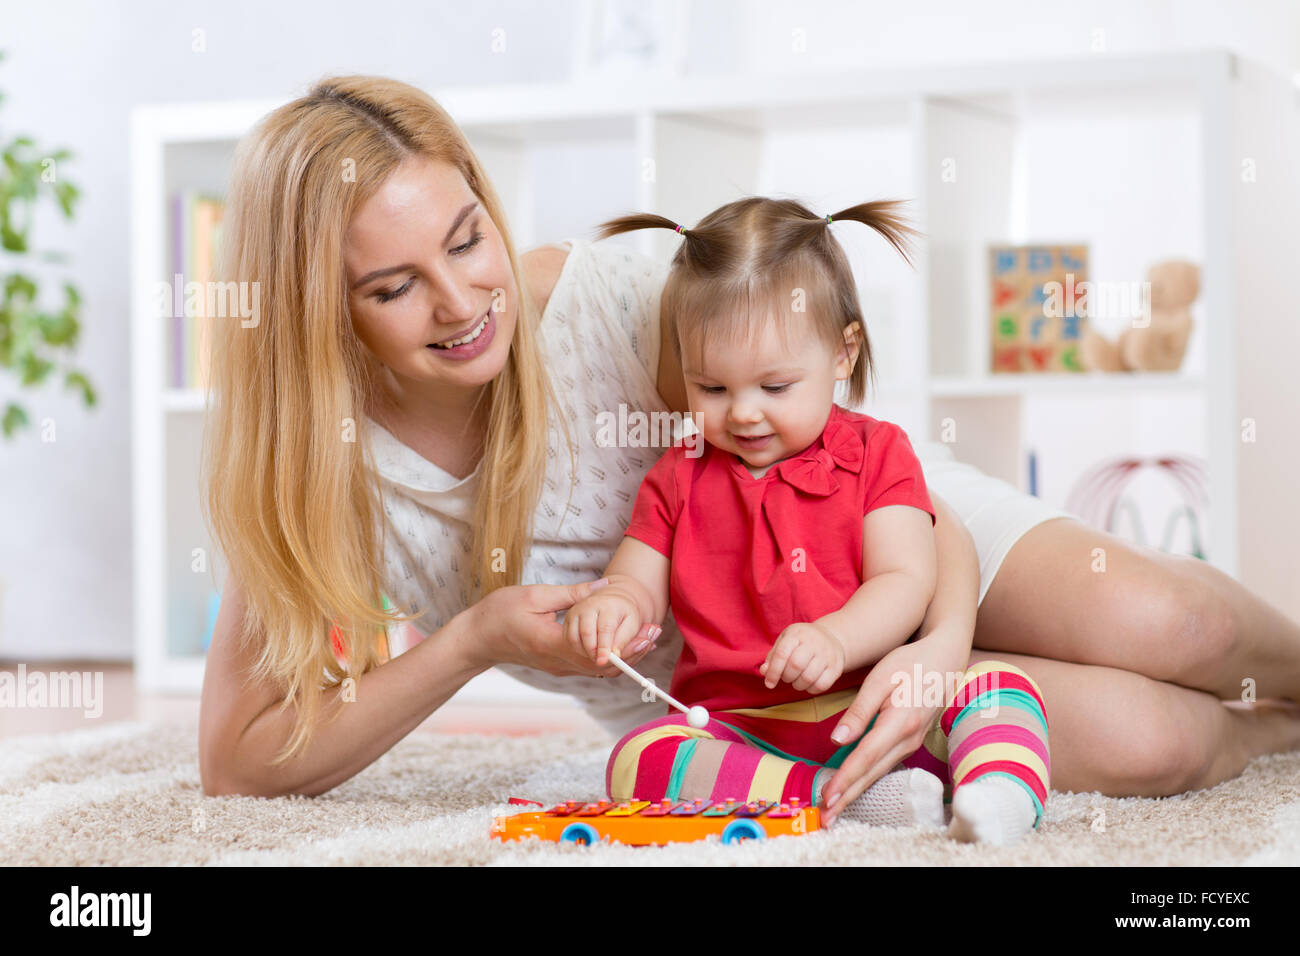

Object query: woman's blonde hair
[596,198,918,407]
[202,75,573,764]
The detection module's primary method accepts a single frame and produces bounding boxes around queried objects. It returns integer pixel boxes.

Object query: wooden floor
[0,662,603,740]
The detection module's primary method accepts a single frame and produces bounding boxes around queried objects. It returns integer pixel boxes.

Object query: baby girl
[563,197,1050,845]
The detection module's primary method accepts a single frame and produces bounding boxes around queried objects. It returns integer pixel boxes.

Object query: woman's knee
[1101,676,1218,795]
[1142,559,1238,686]
[967,649,1218,796]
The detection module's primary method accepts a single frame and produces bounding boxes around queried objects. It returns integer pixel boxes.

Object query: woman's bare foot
[1188,698,1300,790]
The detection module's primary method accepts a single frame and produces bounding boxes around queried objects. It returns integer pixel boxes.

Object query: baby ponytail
[823,199,919,267]
[596,211,736,272]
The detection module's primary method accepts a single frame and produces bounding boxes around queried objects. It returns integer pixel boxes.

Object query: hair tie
[825,214,833,225]
[674,224,685,235]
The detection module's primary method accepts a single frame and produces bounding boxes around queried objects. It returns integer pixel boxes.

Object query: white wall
[724,0,1300,79]
[0,0,1297,660]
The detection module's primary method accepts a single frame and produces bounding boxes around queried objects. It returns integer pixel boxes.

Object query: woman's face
[344,157,517,406]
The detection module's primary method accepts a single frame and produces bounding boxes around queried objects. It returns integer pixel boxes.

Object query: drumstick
[607,650,709,729]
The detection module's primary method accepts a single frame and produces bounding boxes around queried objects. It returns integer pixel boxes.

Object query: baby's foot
[816,766,945,828]
[948,775,1037,846]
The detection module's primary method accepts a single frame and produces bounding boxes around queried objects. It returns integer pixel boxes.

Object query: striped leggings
[606,660,1050,827]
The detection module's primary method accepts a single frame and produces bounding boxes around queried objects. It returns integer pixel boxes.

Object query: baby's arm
[762,503,936,691]
[564,536,670,667]
[822,503,938,672]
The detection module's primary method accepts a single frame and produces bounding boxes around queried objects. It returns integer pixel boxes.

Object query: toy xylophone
[491,797,820,847]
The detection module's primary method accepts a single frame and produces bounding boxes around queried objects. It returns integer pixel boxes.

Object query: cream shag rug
[3,719,1298,866]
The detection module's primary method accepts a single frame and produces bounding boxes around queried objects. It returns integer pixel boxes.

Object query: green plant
[0,49,94,438]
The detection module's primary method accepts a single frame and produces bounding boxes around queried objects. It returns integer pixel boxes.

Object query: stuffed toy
[1080,259,1198,372]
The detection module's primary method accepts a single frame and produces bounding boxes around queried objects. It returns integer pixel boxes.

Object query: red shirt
[623,404,936,713]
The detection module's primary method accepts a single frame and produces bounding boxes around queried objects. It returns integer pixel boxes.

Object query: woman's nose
[433,280,481,326]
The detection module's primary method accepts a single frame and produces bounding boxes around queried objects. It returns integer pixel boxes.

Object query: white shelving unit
[132,50,1300,694]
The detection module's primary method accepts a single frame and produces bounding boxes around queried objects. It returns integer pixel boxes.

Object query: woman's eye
[763,385,791,394]
[451,231,485,255]
[375,278,414,303]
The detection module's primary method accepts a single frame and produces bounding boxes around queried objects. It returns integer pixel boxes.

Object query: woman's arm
[199,572,493,797]
[817,492,980,825]
[521,244,570,314]
[198,571,619,798]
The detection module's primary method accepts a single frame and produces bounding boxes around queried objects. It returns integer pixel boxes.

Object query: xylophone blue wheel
[721,819,766,844]
[560,822,601,845]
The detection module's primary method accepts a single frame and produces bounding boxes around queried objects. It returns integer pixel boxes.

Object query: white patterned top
[366,237,689,735]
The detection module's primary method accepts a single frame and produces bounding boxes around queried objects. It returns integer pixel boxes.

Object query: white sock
[948,775,1038,846]
[815,766,945,828]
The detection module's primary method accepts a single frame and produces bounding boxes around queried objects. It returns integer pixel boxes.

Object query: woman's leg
[965,647,1300,795]
[974,517,1300,703]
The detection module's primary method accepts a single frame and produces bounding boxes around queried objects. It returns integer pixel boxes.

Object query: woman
[198,76,1300,822]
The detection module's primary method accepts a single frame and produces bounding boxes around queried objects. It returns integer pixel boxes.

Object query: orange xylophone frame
[490,797,821,846]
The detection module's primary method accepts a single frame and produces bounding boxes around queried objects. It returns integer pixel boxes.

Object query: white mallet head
[687,706,709,729]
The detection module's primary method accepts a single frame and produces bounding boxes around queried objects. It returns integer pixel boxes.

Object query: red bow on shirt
[773,420,866,496]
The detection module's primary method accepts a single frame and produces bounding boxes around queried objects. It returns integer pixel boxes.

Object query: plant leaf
[1,221,27,253]
[38,310,77,346]
[65,370,95,406]
[19,350,53,385]
[1,402,28,438]
[54,180,78,217]
[5,272,38,301]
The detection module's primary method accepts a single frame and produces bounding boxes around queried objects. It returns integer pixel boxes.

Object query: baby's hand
[563,589,644,667]
[760,621,846,694]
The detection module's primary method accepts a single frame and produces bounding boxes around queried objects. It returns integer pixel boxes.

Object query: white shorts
[914,441,1076,607]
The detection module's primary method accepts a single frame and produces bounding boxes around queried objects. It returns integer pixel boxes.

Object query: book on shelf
[170,191,226,391]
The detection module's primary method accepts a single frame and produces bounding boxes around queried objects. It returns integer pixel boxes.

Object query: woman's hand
[817,626,971,826]
[816,492,980,826]
[459,579,658,678]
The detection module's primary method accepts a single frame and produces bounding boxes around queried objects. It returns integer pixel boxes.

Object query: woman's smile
[426,310,495,359]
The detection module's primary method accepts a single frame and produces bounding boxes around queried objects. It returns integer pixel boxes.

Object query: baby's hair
[596,197,919,408]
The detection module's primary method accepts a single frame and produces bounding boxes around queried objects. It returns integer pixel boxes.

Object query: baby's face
[682,316,859,471]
